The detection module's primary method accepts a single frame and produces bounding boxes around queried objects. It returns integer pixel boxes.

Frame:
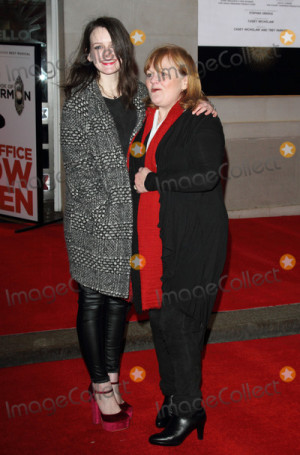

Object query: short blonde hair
[144,44,207,110]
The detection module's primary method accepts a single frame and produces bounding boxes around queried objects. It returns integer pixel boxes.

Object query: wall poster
[0,42,43,221]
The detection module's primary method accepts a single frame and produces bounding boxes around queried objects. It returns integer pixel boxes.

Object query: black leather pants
[77,284,129,383]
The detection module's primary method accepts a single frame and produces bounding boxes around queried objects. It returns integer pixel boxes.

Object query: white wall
[62,0,300,218]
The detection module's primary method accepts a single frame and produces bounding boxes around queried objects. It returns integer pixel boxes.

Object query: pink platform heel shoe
[111,381,133,418]
[89,384,130,431]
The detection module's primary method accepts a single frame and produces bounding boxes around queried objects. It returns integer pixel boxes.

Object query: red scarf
[128,101,184,310]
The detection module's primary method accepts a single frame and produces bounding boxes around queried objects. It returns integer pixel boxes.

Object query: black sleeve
[144,116,225,193]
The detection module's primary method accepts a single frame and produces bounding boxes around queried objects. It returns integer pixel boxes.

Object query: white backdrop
[198,0,300,47]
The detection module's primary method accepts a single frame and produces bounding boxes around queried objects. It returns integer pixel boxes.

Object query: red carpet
[0,335,299,455]
[1,215,299,335]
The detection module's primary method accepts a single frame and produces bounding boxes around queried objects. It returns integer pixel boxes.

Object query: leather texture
[76,284,129,382]
[149,410,206,446]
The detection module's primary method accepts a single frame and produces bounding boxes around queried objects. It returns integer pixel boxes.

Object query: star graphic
[280,142,296,158]
[280,366,296,382]
[130,30,146,45]
[131,368,144,381]
[281,31,294,44]
[281,144,294,156]
[130,254,146,270]
[280,30,296,46]
[131,142,145,157]
[132,256,141,268]
[280,255,295,269]
[281,368,294,380]
[131,144,141,156]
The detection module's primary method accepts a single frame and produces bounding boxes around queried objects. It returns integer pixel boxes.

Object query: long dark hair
[64,17,139,107]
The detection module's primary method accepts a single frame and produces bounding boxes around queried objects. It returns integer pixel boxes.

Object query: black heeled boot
[155,395,173,428]
[149,409,206,446]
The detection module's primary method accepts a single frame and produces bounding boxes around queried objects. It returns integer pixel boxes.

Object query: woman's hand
[134,167,152,193]
[192,100,217,117]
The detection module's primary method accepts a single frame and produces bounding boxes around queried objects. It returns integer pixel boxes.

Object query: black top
[104,96,137,156]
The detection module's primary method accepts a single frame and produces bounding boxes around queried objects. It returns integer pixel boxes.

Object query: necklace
[98,81,119,99]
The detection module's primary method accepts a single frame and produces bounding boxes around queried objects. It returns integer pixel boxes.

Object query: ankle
[92,381,113,396]
[108,374,125,405]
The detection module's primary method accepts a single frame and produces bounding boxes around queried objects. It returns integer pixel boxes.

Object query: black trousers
[149,304,205,417]
[76,284,129,383]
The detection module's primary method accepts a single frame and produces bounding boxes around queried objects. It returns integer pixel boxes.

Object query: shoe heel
[196,419,205,440]
[89,383,130,431]
[111,381,133,419]
[89,384,102,424]
[120,402,133,419]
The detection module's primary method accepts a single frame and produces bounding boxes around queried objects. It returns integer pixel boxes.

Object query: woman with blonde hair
[129,45,228,445]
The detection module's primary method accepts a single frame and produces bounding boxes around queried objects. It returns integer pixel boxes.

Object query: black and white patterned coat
[61,80,147,297]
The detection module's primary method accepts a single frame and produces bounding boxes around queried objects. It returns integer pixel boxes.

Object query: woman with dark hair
[61,17,215,433]
[63,17,139,106]
[129,45,228,445]
[61,17,143,432]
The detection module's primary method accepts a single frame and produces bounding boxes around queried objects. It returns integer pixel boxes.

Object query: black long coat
[130,110,228,326]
